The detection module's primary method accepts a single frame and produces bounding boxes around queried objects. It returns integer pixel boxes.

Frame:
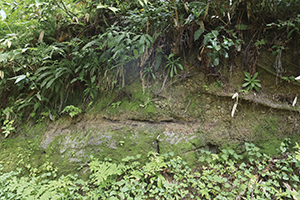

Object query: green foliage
[254,39,266,47]
[89,156,126,188]
[165,53,183,78]
[140,97,152,108]
[61,105,82,118]
[197,27,242,66]
[0,106,17,138]
[1,142,300,199]
[1,119,15,138]
[187,1,207,22]
[143,63,156,80]
[281,76,295,83]
[111,101,121,109]
[271,45,285,56]
[242,72,262,92]
[267,14,300,38]
[294,142,300,161]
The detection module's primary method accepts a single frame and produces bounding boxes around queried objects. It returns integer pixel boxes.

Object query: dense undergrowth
[1,140,300,199]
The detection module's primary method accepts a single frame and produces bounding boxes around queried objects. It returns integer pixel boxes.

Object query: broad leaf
[133,49,139,59]
[255,83,261,87]
[244,72,251,79]
[154,53,162,71]
[242,82,250,87]
[170,68,174,78]
[252,72,259,80]
[13,75,26,84]
[212,30,219,38]
[0,52,12,62]
[194,28,205,41]
[108,6,120,14]
[215,45,221,51]
[213,57,219,66]
[177,63,183,70]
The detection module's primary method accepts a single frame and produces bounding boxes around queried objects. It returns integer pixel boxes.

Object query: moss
[159,133,198,166]
[252,117,281,156]
[102,130,155,164]
[189,138,203,148]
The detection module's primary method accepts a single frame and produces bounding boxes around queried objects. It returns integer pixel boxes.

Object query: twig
[173,0,179,27]
[184,99,191,113]
[152,91,169,99]
[159,74,168,94]
[54,0,76,19]
[140,69,146,94]
[243,29,259,67]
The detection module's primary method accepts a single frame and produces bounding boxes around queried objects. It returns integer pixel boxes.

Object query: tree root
[205,90,300,112]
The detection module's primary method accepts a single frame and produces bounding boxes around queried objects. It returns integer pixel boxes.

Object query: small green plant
[271,45,285,56]
[294,142,300,161]
[83,76,99,100]
[165,53,183,78]
[242,72,261,91]
[213,80,223,88]
[281,76,295,83]
[61,105,82,117]
[254,39,266,47]
[1,119,15,138]
[238,87,249,96]
[140,97,152,108]
[203,85,209,91]
[143,62,156,80]
[111,101,121,109]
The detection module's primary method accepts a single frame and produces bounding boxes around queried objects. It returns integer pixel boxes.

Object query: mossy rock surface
[2,57,300,178]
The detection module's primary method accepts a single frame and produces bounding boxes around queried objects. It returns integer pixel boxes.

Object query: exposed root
[205,90,300,112]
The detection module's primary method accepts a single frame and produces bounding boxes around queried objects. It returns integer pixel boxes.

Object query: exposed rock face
[13,59,300,175]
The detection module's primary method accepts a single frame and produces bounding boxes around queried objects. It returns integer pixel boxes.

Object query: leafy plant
[242,72,261,92]
[267,14,300,39]
[165,53,183,78]
[254,39,266,47]
[271,45,285,56]
[1,119,15,138]
[281,76,295,83]
[89,156,126,188]
[203,85,209,91]
[61,105,82,117]
[294,142,300,161]
[213,80,223,88]
[1,141,300,199]
[140,97,152,108]
[195,27,241,66]
[143,63,156,80]
[111,101,121,109]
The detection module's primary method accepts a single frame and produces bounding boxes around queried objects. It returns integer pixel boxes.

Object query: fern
[89,158,127,187]
[294,142,300,161]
